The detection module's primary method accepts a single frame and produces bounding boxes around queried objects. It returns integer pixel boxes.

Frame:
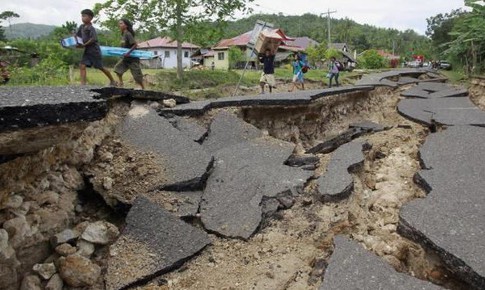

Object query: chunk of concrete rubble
[0,229,8,250]
[399,126,485,289]
[202,111,263,153]
[32,262,56,280]
[20,275,42,290]
[81,221,119,245]
[0,194,23,209]
[45,273,63,290]
[320,236,444,290]
[398,97,485,126]
[120,106,213,191]
[162,99,177,108]
[76,240,95,257]
[317,141,364,201]
[55,243,77,256]
[50,229,79,247]
[105,197,210,290]
[58,254,101,287]
[200,137,313,239]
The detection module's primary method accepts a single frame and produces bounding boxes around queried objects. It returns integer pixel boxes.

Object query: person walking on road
[288,53,305,92]
[113,18,145,90]
[76,9,117,86]
[328,56,340,88]
[259,49,276,94]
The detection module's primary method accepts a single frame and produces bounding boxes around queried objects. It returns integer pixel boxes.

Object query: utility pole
[320,9,337,48]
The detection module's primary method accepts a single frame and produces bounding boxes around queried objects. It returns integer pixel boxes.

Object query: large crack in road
[1,72,484,290]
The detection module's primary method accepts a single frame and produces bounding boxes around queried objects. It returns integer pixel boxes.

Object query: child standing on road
[77,9,116,86]
[113,19,145,90]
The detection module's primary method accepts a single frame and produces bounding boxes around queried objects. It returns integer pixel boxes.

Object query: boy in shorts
[77,9,116,86]
[259,49,276,94]
[113,19,145,90]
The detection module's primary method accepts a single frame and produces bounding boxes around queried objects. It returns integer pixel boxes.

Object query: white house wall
[140,48,195,69]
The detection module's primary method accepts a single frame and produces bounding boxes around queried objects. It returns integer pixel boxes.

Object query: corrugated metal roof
[284,37,319,50]
[214,29,294,49]
[138,37,199,49]
[329,43,348,51]
[214,31,252,48]
[341,50,356,62]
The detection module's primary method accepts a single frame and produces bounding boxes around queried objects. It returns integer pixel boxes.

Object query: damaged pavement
[0,68,484,290]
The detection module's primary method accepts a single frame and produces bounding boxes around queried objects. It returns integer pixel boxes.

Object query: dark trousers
[329,72,340,87]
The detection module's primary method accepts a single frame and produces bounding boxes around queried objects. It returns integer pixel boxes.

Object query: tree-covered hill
[5,23,56,39]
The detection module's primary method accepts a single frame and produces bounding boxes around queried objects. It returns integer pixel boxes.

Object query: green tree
[94,0,253,79]
[0,11,20,36]
[0,26,5,41]
[325,48,341,60]
[50,21,78,40]
[305,43,327,67]
[358,49,387,69]
[426,9,465,57]
[228,46,244,69]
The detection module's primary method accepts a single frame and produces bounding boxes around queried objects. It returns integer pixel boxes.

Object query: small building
[329,42,356,70]
[212,31,253,70]
[191,48,216,68]
[212,30,298,70]
[329,43,350,52]
[137,37,199,69]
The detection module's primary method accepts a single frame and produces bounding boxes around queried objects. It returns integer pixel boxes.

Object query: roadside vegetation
[1,0,484,91]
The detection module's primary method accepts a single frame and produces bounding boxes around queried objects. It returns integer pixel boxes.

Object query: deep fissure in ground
[1,85,478,290]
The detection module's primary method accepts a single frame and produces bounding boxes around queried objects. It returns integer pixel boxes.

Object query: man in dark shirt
[76,9,116,86]
[259,49,276,94]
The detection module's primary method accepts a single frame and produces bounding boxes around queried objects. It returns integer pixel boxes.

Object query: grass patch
[439,69,467,85]
[153,69,250,91]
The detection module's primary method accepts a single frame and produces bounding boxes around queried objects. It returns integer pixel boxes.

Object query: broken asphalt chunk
[398,97,485,126]
[320,236,444,290]
[0,86,107,133]
[200,137,313,239]
[317,141,364,201]
[120,106,213,191]
[202,111,263,153]
[105,197,210,290]
[399,126,485,289]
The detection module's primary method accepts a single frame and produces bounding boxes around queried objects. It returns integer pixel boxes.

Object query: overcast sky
[2,0,467,35]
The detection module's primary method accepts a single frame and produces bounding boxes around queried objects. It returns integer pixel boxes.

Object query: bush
[357,49,387,69]
[8,57,70,85]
